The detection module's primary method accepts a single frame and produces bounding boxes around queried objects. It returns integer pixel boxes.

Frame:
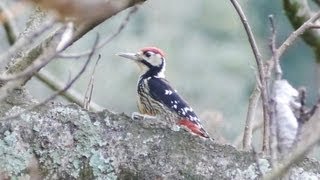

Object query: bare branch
[2,0,146,83]
[229,0,270,153]
[268,98,278,167]
[243,84,261,150]
[309,25,320,29]
[0,6,103,111]
[278,11,320,59]
[262,10,320,178]
[268,15,279,167]
[35,70,104,112]
[59,5,139,58]
[0,2,19,44]
[0,27,65,102]
[0,0,146,106]
[268,15,282,80]
[83,54,101,110]
[296,88,320,125]
[266,10,320,74]
[0,35,100,121]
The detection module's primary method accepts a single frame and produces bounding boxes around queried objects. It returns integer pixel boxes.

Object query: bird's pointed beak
[116,52,140,61]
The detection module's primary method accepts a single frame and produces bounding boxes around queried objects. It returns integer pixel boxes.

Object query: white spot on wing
[188,116,198,122]
[183,107,193,112]
[165,90,173,95]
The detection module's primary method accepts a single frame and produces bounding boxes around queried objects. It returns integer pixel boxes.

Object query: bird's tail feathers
[178,119,212,139]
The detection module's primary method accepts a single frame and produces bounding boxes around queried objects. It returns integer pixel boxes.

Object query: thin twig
[298,88,307,124]
[59,6,139,58]
[35,70,104,111]
[0,35,100,122]
[1,0,146,85]
[0,2,19,44]
[268,15,282,80]
[269,98,278,168]
[309,24,320,29]
[305,100,320,120]
[243,84,261,150]
[297,89,320,124]
[230,0,270,153]
[0,21,82,84]
[266,11,320,75]
[83,54,101,110]
[0,1,143,84]
[0,7,103,111]
[292,88,308,148]
[268,14,279,168]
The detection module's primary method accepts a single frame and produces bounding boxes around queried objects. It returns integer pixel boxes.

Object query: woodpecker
[117,47,211,139]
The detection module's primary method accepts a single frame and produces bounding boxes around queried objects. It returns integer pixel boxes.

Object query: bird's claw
[171,125,181,132]
[131,112,156,120]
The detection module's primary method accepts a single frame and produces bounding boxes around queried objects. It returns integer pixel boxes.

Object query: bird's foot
[171,124,181,132]
[131,112,169,129]
[131,112,156,120]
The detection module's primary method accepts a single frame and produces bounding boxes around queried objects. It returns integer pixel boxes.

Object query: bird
[117,47,211,139]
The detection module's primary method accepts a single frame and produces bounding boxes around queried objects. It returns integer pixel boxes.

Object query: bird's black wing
[147,77,210,138]
[147,77,199,122]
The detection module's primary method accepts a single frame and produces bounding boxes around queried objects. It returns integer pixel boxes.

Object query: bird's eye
[145,52,152,58]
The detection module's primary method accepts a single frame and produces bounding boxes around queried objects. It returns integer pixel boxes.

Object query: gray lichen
[0,131,32,176]
[1,90,320,179]
[31,105,116,179]
[289,167,320,179]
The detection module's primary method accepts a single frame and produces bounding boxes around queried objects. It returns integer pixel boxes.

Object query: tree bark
[0,89,320,179]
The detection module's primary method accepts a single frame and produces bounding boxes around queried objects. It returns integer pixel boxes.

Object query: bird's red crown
[140,47,165,57]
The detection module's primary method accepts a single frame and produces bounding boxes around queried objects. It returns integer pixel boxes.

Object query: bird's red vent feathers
[140,47,165,57]
[178,119,209,138]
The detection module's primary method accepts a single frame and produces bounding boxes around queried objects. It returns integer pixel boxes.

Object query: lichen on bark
[0,89,320,179]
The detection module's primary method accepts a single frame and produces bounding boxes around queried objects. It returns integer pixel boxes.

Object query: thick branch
[0,90,320,179]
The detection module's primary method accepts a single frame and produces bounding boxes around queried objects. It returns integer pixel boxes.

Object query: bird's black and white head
[117,47,166,78]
